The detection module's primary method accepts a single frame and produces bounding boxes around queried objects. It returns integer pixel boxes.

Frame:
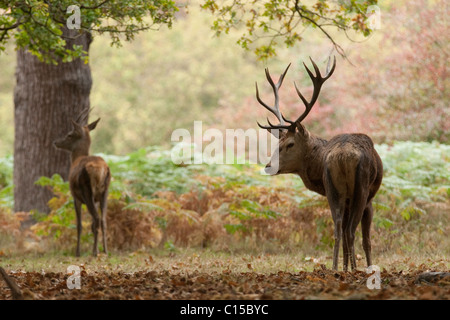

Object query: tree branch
[79,0,110,10]
[0,15,28,31]
[294,0,346,58]
[0,267,24,300]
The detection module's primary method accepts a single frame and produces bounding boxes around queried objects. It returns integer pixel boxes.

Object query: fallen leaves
[1,267,449,300]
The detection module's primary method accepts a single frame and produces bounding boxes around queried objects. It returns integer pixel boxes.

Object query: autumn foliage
[213,0,449,144]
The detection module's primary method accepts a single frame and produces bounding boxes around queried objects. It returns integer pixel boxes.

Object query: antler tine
[265,63,290,90]
[324,55,336,80]
[256,63,291,126]
[257,120,291,131]
[256,83,277,118]
[255,58,335,134]
[281,113,295,125]
[266,117,279,128]
[293,57,336,125]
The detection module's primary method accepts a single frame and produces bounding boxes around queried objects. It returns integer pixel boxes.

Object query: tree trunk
[14,29,92,218]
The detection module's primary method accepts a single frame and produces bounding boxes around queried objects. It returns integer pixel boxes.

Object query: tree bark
[14,29,92,218]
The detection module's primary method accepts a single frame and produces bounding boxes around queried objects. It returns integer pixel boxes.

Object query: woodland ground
[1,142,449,300]
[0,0,448,303]
[0,249,449,300]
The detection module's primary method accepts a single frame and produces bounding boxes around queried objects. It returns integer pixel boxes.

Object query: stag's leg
[74,198,82,257]
[325,168,345,271]
[345,224,357,271]
[362,201,374,267]
[342,160,373,272]
[326,201,343,271]
[343,214,357,271]
[332,213,343,271]
[346,211,364,272]
[100,191,108,255]
[348,195,369,271]
[342,204,351,272]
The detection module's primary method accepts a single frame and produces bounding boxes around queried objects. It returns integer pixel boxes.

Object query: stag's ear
[267,128,287,139]
[87,118,101,131]
[295,123,307,136]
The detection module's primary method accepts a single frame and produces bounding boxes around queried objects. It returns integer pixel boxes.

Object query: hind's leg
[74,198,82,257]
[82,194,100,257]
[100,191,108,254]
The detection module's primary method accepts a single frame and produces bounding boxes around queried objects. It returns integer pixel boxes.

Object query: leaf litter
[1,264,448,300]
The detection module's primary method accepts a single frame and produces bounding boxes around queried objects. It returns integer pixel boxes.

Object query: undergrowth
[0,141,448,258]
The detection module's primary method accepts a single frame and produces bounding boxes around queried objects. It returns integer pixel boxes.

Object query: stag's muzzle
[264,162,279,175]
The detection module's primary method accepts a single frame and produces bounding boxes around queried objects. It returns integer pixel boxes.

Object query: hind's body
[69,155,110,257]
[69,156,110,202]
[53,113,110,257]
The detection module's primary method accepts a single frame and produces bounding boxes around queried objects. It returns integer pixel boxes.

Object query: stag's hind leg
[330,212,343,271]
[345,198,368,271]
[362,201,374,267]
[347,166,370,271]
[325,168,346,271]
[341,202,351,272]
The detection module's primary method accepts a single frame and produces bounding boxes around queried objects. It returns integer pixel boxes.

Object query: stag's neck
[296,135,328,196]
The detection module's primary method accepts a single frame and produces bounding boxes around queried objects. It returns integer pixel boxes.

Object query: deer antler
[256,64,291,131]
[256,57,336,134]
[292,56,336,124]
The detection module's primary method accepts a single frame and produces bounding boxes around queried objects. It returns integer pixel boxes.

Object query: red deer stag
[53,108,110,257]
[256,58,383,271]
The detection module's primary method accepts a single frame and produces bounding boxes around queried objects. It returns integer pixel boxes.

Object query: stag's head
[256,57,336,175]
[53,107,100,152]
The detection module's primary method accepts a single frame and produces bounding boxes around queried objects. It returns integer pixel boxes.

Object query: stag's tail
[325,147,361,199]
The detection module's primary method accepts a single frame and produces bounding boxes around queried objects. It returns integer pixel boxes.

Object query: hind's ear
[87,118,100,131]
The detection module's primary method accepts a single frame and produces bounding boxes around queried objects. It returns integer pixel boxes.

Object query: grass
[1,248,449,275]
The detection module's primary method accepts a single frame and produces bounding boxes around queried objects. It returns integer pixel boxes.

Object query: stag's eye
[286,143,294,150]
